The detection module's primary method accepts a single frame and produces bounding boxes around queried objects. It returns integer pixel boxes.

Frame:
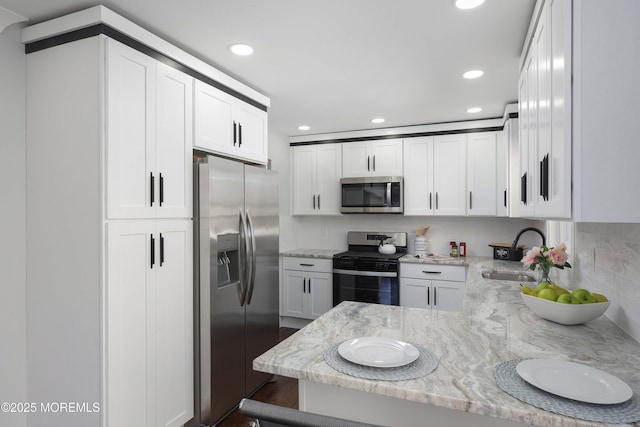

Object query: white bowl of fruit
[520,283,610,325]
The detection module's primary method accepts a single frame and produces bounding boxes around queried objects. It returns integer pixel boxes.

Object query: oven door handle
[332,269,397,278]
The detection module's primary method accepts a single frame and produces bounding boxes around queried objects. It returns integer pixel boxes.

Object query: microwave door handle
[386,183,391,207]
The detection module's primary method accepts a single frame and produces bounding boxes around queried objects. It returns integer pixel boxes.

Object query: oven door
[332,269,399,306]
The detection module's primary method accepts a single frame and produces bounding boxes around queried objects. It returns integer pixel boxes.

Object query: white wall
[0,23,27,427]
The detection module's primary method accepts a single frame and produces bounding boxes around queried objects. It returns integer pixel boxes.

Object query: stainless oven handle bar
[332,269,397,278]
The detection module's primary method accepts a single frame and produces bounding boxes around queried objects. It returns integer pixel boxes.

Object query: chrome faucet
[511,227,546,250]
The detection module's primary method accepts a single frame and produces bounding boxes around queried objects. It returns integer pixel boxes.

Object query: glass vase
[537,266,553,285]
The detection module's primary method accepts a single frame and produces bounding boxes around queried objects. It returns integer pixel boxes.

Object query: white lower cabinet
[106,220,193,427]
[400,263,466,311]
[282,257,333,319]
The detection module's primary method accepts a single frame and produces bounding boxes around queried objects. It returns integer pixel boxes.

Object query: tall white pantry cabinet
[26,35,193,427]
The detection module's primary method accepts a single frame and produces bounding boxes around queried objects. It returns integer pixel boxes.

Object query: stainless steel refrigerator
[190,155,279,426]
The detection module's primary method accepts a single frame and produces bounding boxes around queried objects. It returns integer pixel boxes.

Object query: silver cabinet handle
[422,271,442,274]
[318,194,320,210]
[469,191,473,210]
[300,263,315,267]
[367,155,371,171]
[373,155,376,171]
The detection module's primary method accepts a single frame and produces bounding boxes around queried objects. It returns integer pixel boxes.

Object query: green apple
[571,288,597,304]
[535,282,551,292]
[570,295,582,304]
[557,293,573,304]
[592,292,609,302]
[537,288,559,302]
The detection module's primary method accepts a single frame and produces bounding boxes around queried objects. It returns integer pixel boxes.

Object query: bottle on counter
[460,242,466,257]
[450,241,459,257]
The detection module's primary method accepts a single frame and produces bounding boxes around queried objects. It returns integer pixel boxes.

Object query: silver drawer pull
[300,263,315,267]
[422,271,442,274]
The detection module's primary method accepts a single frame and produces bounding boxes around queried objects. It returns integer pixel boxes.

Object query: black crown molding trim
[25,23,268,112]
[289,126,504,146]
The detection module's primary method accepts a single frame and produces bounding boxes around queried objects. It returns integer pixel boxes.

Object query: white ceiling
[2,0,535,137]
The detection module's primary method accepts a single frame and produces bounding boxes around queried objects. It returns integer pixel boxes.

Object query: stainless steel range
[333,231,407,306]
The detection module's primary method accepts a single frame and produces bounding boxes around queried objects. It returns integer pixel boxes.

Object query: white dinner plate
[516,359,633,404]
[337,337,419,368]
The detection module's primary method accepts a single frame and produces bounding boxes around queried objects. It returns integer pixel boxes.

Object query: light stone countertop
[255,257,640,427]
[280,248,344,259]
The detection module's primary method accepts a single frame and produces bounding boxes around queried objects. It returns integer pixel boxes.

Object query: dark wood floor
[217,328,299,427]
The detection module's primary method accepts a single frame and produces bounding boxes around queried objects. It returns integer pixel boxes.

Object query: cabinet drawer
[400,263,466,282]
[282,257,332,273]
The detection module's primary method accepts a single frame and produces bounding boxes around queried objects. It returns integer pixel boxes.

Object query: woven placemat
[495,359,640,424]
[324,342,438,381]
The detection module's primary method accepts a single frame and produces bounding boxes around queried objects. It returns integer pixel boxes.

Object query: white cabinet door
[342,139,403,177]
[400,278,430,309]
[315,144,342,214]
[156,63,193,219]
[106,40,192,221]
[193,80,235,157]
[342,141,371,177]
[107,220,193,427]
[433,135,466,216]
[291,146,317,215]
[193,80,268,165]
[403,137,434,216]
[106,221,155,427]
[497,128,509,217]
[235,102,268,164]
[291,144,342,215]
[307,271,333,319]
[282,270,306,318]
[106,40,156,219]
[540,0,571,219]
[371,139,403,176]
[154,220,194,427]
[467,132,497,216]
[432,280,465,312]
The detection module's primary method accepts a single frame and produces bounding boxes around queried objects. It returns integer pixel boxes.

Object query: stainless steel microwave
[340,176,403,214]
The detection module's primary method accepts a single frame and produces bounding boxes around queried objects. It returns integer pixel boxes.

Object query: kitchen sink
[481,269,537,282]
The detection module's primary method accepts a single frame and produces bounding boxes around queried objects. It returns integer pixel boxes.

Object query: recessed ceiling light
[371,118,385,124]
[467,107,482,113]
[297,125,311,131]
[463,70,484,79]
[229,43,254,56]
[454,0,485,10]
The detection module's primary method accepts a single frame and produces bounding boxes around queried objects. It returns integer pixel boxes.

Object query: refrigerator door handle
[239,209,250,307]
[245,210,257,305]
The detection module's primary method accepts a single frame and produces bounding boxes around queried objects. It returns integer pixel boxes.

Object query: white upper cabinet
[497,126,509,217]
[517,0,572,219]
[342,139,403,177]
[291,144,342,215]
[466,132,497,216]
[106,40,193,220]
[403,137,435,215]
[194,80,268,165]
[404,135,466,216]
[433,134,466,216]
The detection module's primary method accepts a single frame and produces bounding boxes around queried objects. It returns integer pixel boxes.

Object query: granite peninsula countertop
[255,257,640,427]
